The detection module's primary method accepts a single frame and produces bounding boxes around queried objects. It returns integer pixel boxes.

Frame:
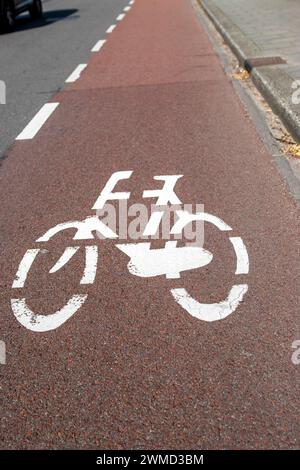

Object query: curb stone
[199,0,300,143]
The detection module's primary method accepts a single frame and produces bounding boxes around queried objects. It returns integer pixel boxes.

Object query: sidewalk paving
[200,0,300,142]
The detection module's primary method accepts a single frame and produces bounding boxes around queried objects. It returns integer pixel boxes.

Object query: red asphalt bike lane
[0,0,299,449]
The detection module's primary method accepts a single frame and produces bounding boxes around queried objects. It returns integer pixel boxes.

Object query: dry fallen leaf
[284,144,300,157]
[276,131,295,145]
[231,69,250,81]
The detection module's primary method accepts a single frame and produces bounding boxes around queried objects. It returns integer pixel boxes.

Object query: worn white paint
[11,295,87,332]
[0,80,6,104]
[16,103,59,140]
[65,64,87,83]
[229,237,249,274]
[10,170,251,331]
[171,284,248,322]
[91,39,106,52]
[142,212,164,237]
[117,241,213,279]
[49,245,98,282]
[171,210,232,234]
[143,175,183,236]
[143,175,183,205]
[92,171,133,210]
[80,246,98,284]
[37,216,117,242]
[12,249,40,288]
[106,24,116,33]
[0,341,6,365]
[116,13,125,21]
[49,247,80,273]
[292,80,300,105]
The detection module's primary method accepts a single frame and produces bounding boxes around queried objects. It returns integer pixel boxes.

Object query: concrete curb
[199,0,300,142]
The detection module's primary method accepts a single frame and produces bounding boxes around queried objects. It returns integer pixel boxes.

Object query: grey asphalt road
[0,0,128,159]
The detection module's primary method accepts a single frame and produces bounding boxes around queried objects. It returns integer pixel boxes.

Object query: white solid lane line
[65,64,87,83]
[16,103,59,140]
[91,39,106,52]
[106,24,116,33]
[116,13,125,21]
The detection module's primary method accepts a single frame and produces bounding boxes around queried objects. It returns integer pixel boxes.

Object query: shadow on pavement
[13,9,79,33]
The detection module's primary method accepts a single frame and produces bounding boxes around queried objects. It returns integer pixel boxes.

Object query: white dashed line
[65,64,87,83]
[124,6,131,11]
[116,13,125,21]
[106,24,116,33]
[16,103,59,140]
[91,39,106,52]
[129,0,134,5]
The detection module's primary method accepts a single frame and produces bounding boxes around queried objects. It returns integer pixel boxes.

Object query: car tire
[0,0,15,33]
[29,0,43,20]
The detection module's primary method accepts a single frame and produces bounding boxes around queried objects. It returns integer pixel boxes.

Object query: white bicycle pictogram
[11,171,249,332]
